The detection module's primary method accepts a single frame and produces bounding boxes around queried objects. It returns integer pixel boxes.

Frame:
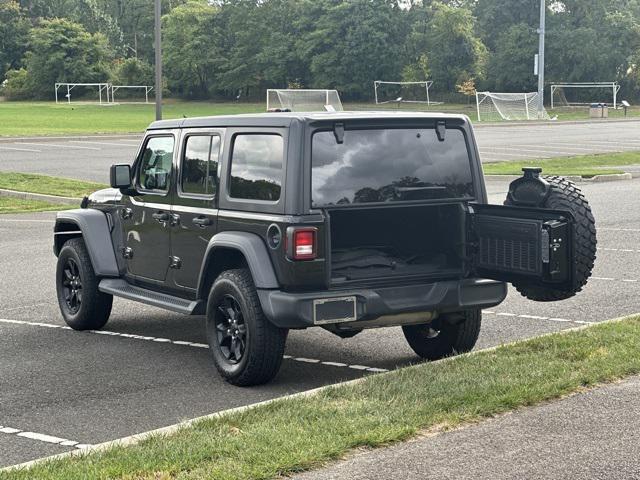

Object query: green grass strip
[0,172,105,198]
[3,315,640,479]
[482,151,640,177]
[0,197,71,214]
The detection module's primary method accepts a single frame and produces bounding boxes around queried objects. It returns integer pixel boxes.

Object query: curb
[484,173,633,183]
[0,133,141,143]
[474,118,640,128]
[0,188,80,205]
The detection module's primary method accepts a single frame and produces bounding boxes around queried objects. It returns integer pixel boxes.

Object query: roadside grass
[0,172,105,197]
[482,151,640,177]
[3,315,640,480]
[0,197,71,214]
[3,101,640,136]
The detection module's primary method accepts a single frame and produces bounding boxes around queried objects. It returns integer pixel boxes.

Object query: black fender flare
[197,231,279,298]
[54,209,119,277]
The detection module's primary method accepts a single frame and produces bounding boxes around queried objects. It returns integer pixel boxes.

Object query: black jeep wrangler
[53,112,596,386]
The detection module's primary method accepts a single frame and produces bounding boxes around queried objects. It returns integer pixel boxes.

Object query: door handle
[152,212,170,223]
[192,216,212,227]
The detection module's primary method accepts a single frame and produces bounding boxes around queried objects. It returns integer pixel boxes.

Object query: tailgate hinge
[436,120,446,141]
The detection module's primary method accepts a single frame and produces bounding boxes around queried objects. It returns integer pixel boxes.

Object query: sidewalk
[294,375,640,480]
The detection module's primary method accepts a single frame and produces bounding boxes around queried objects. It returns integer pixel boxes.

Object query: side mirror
[110,164,131,189]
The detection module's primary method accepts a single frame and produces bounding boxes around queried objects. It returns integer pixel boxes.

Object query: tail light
[286,227,318,260]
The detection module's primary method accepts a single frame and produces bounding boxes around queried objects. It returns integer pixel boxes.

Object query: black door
[468,203,577,296]
[170,132,221,290]
[123,135,175,282]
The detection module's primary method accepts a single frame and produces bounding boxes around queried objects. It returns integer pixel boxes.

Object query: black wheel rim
[214,295,247,364]
[61,258,82,314]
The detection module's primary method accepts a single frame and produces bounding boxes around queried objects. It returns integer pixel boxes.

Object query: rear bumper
[257,278,508,329]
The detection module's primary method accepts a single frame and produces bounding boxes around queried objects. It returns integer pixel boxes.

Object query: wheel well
[199,248,249,299]
[54,221,83,256]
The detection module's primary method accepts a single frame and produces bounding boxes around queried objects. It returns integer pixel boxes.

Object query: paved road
[1,120,640,182]
[0,178,638,468]
[295,375,640,480]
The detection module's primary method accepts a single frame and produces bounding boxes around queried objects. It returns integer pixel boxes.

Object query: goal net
[55,83,112,104]
[476,92,550,121]
[266,89,343,112]
[374,81,438,105]
[111,85,154,104]
[551,82,620,109]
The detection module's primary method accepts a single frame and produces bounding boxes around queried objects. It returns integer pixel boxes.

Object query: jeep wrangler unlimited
[53,112,596,386]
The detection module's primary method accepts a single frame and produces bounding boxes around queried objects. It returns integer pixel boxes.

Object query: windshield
[311,127,475,207]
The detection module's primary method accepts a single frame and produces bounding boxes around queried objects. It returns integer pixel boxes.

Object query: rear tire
[206,269,287,386]
[56,237,113,330]
[402,310,481,361]
[507,175,597,301]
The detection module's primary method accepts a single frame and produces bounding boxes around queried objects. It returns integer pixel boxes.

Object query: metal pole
[154,0,162,120]
[537,0,546,119]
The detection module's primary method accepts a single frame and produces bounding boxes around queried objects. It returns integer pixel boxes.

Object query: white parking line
[70,141,139,147]
[600,228,640,232]
[0,425,89,449]
[0,318,389,373]
[599,248,640,253]
[483,310,592,326]
[591,276,639,283]
[15,142,101,151]
[0,219,54,223]
[0,146,42,153]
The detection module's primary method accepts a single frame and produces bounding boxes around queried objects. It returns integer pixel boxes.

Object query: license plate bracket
[313,296,357,325]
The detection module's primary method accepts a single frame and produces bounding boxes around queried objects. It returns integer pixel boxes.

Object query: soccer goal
[266,89,343,112]
[551,82,620,109]
[111,85,154,104]
[54,83,112,104]
[374,81,439,105]
[476,92,550,121]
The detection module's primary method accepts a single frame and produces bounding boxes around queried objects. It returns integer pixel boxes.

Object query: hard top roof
[147,111,468,130]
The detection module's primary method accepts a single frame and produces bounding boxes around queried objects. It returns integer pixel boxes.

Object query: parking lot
[1,119,640,182]
[1,175,638,468]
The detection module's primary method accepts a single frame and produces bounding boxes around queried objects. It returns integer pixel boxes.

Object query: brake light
[287,227,317,260]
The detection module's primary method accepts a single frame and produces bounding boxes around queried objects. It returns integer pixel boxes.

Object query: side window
[181,135,220,196]
[229,134,283,201]
[138,136,174,192]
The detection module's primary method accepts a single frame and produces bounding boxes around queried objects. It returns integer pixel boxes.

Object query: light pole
[154,0,162,121]
[537,0,546,119]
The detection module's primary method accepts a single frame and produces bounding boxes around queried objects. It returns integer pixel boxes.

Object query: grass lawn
[483,151,640,177]
[0,197,71,214]
[0,101,265,136]
[3,315,640,480]
[0,172,106,197]
[3,100,640,136]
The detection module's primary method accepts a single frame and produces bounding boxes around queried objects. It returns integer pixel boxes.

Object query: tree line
[2,0,640,102]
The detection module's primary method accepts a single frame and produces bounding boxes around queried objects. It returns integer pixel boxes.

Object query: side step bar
[98,278,204,315]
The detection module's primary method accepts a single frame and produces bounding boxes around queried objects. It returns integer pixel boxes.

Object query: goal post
[111,85,154,104]
[374,80,437,105]
[551,82,620,109]
[476,92,550,121]
[54,82,112,104]
[266,89,343,112]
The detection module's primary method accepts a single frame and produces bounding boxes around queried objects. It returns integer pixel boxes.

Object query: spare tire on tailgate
[505,171,597,302]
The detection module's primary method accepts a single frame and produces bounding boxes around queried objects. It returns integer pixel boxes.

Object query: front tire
[206,269,287,386]
[56,237,113,330]
[402,310,481,361]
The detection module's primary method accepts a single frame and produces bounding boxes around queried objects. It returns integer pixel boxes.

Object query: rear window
[311,128,474,206]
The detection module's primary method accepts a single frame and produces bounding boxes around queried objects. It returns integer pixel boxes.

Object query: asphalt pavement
[0,177,638,469]
[1,120,640,182]
[295,375,640,480]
